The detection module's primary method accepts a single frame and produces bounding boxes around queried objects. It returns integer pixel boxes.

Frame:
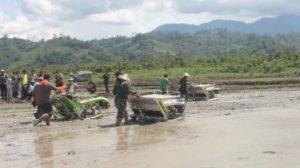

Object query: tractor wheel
[138,116,145,125]
[208,91,215,99]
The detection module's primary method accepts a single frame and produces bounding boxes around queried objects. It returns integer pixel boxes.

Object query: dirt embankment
[1,88,300,168]
[130,76,300,91]
[76,75,300,93]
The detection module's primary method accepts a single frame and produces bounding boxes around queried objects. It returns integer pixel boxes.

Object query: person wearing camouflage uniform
[113,73,132,126]
[179,73,190,100]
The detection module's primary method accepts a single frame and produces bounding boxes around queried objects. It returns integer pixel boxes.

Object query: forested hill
[1,29,300,70]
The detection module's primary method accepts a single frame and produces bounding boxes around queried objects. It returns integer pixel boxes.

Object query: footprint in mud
[98,124,115,128]
[238,157,249,161]
[67,151,76,155]
[224,112,231,116]
[6,143,15,146]
[19,121,33,125]
[263,151,276,154]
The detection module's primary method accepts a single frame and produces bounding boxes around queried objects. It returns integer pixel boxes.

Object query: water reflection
[34,131,54,168]
[116,127,130,150]
[29,122,184,167]
[115,122,182,151]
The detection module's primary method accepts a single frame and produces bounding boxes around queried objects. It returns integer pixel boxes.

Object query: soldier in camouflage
[179,72,190,100]
[113,73,132,126]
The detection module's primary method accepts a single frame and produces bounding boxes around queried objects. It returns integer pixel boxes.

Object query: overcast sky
[0,0,299,41]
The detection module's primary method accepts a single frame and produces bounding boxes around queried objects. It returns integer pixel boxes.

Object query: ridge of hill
[154,15,300,34]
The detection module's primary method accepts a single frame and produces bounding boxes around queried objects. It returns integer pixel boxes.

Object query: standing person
[55,70,64,87]
[87,80,97,94]
[33,74,58,126]
[102,71,110,93]
[0,69,7,100]
[178,73,190,100]
[65,77,78,99]
[27,70,37,100]
[69,69,78,82]
[113,73,133,126]
[6,77,13,101]
[27,80,35,101]
[29,69,37,84]
[160,74,170,94]
[20,70,28,99]
[12,71,20,98]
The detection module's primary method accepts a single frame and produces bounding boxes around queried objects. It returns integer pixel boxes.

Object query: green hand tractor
[51,95,110,120]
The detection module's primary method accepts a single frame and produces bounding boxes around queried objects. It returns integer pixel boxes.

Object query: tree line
[1,29,300,77]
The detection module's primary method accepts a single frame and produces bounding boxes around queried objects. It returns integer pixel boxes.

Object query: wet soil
[1,88,300,168]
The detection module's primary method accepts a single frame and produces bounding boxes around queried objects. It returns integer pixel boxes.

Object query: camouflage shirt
[179,77,188,91]
[113,79,132,99]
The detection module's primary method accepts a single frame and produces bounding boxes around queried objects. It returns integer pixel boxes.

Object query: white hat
[1,69,4,72]
[118,73,130,81]
[183,72,190,77]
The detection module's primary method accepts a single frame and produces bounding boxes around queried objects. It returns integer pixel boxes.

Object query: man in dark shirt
[102,72,110,93]
[0,69,7,100]
[12,71,20,98]
[55,70,64,87]
[33,74,57,126]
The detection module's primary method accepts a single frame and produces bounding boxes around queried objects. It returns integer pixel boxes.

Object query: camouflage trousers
[179,88,189,100]
[114,97,128,119]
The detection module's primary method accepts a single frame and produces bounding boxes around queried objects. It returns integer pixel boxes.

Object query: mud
[1,88,300,168]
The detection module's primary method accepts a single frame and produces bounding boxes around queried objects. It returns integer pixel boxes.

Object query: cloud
[15,0,64,23]
[16,0,143,23]
[142,0,173,12]
[88,9,136,25]
[0,14,58,40]
[2,0,300,41]
[0,12,4,22]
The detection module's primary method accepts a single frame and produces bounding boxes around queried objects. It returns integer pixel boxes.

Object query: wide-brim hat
[183,72,190,77]
[118,73,130,81]
[1,69,4,72]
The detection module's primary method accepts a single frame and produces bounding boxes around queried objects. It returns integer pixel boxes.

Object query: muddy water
[1,88,300,168]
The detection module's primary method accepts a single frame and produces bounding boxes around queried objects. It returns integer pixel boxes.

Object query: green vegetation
[1,29,300,81]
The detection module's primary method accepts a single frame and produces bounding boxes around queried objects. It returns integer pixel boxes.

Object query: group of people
[0,68,77,102]
[1,67,190,127]
[112,71,191,127]
[0,69,40,102]
[31,70,190,127]
[160,72,190,99]
[32,73,80,126]
[32,71,112,126]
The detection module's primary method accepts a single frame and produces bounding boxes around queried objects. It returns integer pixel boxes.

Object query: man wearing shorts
[33,74,58,126]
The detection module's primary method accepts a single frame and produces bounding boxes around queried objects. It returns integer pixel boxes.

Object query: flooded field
[1,88,300,168]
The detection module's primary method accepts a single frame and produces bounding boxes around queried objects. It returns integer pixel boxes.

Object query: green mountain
[1,30,300,70]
